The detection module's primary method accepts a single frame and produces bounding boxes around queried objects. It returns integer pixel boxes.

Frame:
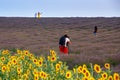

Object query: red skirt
[59,45,68,54]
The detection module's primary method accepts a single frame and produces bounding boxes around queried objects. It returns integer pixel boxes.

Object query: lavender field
[0,17,120,72]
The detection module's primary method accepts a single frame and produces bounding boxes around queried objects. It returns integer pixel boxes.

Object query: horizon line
[0,16,120,18]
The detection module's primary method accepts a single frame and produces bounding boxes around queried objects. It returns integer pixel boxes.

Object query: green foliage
[106,58,120,66]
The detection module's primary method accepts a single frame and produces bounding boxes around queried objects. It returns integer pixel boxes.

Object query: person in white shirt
[59,34,71,54]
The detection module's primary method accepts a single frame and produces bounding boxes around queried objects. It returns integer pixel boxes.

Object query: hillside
[0,17,120,72]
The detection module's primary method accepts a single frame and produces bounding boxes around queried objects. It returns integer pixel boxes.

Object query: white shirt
[65,37,70,47]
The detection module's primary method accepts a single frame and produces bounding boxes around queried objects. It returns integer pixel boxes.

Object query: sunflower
[33,69,38,76]
[30,53,33,58]
[23,74,28,79]
[56,63,61,71]
[101,72,108,79]
[38,60,43,66]
[21,55,25,60]
[113,73,119,80]
[43,64,47,68]
[82,77,89,80]
[97,78,103,80]
[17,67,21,74]
[104,63,110,70]
[84,71,90,78]
[33,59,37,64]
[7,65,10,72]
[51,56,56,62]
[108,76,113,80]
[34,75,39,80]
[50,50,56,56]
[60,70,64,75]
[47,56,51,61]
[11,56,16,59]
[18,73,21,77]
[1,57,5,62]
[43,72,47,79]
[40,71,44,78]
[23,50,29,56]
[2,49,9,55]
[27,69,30,75]
[29,64,32,69]
[83,64,87,69]
[65,71,72,79]
[82,68,87,74]
[77,66,82,73]
[12,59,17,65]
[39,71,47,79]
[2,65,6,73]
[17,49,22,54]
[94,64,101,73]
[89,77,95,80]
[7,62,12,67]
[39,57,44,62]
[58,61,62,65]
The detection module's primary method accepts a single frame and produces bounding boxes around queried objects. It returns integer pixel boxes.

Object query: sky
[0,0,120,17]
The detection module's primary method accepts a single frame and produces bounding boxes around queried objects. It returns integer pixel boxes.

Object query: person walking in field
[93,26,98,36]
[59,34,71,54]
[37,12,41,19]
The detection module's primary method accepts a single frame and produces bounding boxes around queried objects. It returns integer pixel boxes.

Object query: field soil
[0,17,120,72]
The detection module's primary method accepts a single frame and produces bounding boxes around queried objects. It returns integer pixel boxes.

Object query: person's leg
[93,32,96,36]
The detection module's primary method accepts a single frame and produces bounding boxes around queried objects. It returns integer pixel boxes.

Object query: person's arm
[66,38,71,47]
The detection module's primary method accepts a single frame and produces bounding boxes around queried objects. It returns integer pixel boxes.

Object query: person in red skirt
[59,34,71,54]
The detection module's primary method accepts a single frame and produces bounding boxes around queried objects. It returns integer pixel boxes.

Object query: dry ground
[0,17,120,72]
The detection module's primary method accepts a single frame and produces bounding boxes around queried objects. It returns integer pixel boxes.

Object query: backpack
[59,36,65,46]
